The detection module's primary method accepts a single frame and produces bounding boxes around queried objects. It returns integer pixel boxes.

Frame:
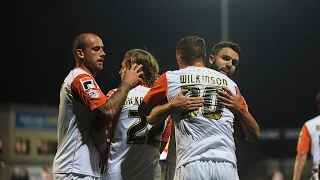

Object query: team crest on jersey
[80,77,95,90]
[87,89,100,99]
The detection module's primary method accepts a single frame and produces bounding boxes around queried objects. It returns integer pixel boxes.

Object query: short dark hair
[72,33,98,52]
[176,36,206,64]
[211,41,241,56]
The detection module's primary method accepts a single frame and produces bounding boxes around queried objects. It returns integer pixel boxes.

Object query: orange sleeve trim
[296,124,311,152]
[238,95,254,119]
[71,74,107,111]
[239,95,248,111]
[161,117,172,143]
[143,73,168,106]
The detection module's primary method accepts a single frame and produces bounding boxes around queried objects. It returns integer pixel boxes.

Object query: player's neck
[189,61,206,68]
[140,83,150,88]
[76,65,97,78]
[180,61,205,69]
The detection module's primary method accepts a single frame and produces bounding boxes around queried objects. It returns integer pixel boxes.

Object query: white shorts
[310,171,319,180]
[174,160,239,180]
[53,173,99,180]
[106,167,161,180]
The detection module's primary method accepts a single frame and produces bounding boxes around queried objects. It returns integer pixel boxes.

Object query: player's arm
[233,117,246,142]
[218,86,260,141]
[96,64,143,120]
[232,94,250,143]
[138,73,170,125]
[139,74,204,125]
[233,106,258,142]
[91,90,117,157]
[99,91,119,158]
[142,90,204,125]
[138,73,178,125]
[72,64,143,120]
[233,106,259,142]
[293,124,310,180]
[293,151,308,180]
[140,102,170,126]
[91,115,111,155]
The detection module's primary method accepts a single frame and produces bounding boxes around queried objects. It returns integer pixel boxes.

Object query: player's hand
[170,89,204,112]
[217,86,243,113]
[121,63,144,89]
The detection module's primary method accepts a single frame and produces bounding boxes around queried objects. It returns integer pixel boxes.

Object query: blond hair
[122,49,159,87]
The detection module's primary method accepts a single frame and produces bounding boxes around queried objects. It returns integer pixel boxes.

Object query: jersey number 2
[127,110,165,149]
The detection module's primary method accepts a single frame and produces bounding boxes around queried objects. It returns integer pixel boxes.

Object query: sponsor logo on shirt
[88,89,100,99]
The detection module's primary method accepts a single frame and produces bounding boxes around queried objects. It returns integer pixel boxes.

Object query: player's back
[165,66,237,169]
[107,85,169,180]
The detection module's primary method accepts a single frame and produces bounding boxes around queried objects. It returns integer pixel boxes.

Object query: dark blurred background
[4,0,320,179]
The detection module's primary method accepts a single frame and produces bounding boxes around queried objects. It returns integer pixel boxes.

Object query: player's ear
[76,49,84,58]
[175,55,182,66]
[208,54,214,65]
[178,55,183,64]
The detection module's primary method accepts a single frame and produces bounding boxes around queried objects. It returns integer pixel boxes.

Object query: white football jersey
[297,115,320,169]
[143,66,238,169]
[107,85,171,180]
[53,68,107,177]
